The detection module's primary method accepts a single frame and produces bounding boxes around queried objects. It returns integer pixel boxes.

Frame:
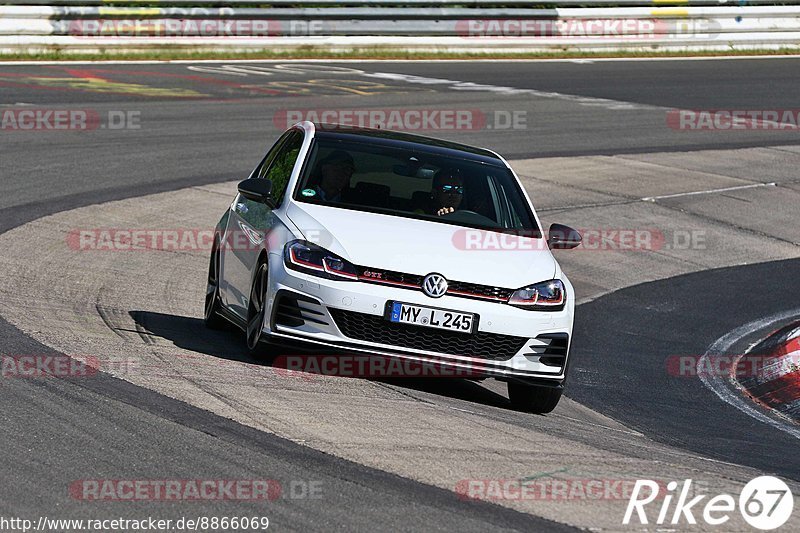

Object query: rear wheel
[507,381,563,414]
[204,241,226,330]
[246,261,271,356]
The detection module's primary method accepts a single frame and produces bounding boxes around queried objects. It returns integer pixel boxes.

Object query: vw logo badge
[422,273,448,298]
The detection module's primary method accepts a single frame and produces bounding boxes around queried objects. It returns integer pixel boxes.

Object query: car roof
[309,122,506,167]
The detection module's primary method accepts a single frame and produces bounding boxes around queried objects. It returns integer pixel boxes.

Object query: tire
[204,241,227,330]
[246,260,273,357]
[507,381,563,414]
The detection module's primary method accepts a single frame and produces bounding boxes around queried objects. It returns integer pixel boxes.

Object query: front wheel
[204,241,226,330]
[507,381,562,414]
[246,261,271,356]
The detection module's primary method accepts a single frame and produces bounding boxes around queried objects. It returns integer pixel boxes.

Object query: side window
[259,130,304,206]
[252,130,293,181]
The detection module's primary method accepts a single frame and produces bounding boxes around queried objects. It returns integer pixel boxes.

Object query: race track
[1,59,799,531]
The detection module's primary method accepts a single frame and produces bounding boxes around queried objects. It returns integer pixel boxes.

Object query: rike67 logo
[624,476,794,530]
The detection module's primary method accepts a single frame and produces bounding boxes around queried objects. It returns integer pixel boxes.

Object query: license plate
[387,302,476,334]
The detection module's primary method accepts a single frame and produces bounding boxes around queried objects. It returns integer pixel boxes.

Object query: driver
[313,150,355,202]
[429,167,465,216]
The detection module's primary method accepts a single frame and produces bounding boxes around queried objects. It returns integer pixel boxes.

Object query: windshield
[293,138,540,235]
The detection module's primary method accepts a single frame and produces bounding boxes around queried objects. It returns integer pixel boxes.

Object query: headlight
[284,240,358,281]
[508,279,565,311]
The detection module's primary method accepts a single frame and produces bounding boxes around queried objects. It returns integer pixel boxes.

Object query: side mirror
[547,223,582,250]
[238,179,276,207]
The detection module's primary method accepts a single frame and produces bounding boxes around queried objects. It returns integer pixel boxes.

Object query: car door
[221,128,304,318]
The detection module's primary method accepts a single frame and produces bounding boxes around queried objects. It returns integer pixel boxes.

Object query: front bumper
[264,253,574,381]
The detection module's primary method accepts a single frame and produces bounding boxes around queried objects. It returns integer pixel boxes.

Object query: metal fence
[2,2,800,53]
[3,0,800,5]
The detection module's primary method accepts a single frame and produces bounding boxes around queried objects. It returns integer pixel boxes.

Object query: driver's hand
[437,207,455,216]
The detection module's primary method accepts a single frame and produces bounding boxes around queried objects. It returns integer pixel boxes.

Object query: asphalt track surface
[1,59,800,531]
[573,259,800,479]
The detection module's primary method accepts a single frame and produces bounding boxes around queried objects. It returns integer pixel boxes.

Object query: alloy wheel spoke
[205,248,219,319]
[247,265,268,348]
[247,315,260,342]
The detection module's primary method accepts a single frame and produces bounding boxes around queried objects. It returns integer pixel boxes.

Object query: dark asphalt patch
[570,258,800,480]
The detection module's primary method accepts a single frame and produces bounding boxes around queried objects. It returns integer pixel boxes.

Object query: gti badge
[422,273,448,298]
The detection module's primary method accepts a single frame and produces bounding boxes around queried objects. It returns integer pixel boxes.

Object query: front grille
[447,280,514,301]
[328,308,527,361]
[356,266,513,303]
[524,333,569,367]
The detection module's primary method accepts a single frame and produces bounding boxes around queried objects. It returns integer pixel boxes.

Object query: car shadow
[131,310,514,411]
[129,310,254,365]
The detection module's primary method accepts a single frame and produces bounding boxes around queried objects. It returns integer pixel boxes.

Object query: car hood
[286,202,557,289]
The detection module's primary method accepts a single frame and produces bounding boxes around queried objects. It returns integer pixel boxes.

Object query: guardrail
[2,2,800,54]
[3,0,800,5]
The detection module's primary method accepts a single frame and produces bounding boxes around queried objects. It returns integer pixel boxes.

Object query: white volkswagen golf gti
[205,122,581,413]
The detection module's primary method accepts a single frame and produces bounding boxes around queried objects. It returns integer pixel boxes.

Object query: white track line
[699,308,800,440]
[642,182,776,201]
